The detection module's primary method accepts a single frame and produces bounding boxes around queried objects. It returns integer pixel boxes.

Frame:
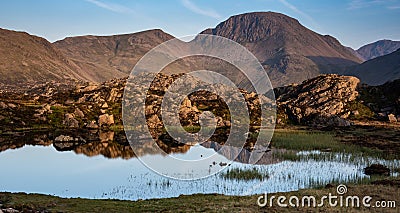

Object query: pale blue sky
[0,0,399,49]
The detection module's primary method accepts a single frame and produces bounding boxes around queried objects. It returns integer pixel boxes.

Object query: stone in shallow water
[364,164,390,176]
[53,135,86,151]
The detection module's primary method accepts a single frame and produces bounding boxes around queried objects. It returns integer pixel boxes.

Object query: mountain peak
[201,12,362,87]
[201,12,302,43]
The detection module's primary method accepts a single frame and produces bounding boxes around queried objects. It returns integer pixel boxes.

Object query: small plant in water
[221,167,269,181]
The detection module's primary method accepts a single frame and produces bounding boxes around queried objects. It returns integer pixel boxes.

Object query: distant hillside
[345,49,400,85]
[201,12,363,87]
[357,40,400,61]
[0,28,87,85]
[53,29,175,82]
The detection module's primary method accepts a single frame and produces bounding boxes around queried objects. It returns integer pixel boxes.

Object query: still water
[0,131,399,201]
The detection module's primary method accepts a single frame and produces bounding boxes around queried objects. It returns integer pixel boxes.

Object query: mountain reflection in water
[1,129,399,201]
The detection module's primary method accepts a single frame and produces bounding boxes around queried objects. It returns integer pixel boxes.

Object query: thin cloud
[348,0,394,10]
[278,0,318,28]
[387,5,400,9]
[181,0,221,19]
[85,0,133,14]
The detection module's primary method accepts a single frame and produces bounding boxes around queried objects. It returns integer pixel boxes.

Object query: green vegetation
[272,130,381,154]
[257,129,392,161]
[221,167,269,181]
[346,101,375,120]
[1,180,399,212]
[48,106,68,127]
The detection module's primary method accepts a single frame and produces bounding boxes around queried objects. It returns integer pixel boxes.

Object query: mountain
[53,29,175,82]
[357,40,400,61]
[201,12,363,87]
[0,28,88,85]
[345,49,400,86]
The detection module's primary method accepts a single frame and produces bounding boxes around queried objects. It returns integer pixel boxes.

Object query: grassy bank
[1,180,399,212]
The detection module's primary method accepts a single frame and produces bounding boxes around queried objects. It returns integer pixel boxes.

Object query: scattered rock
[54,135,76,142]
[53,135,86,151]
[81,84,98,92]
[86,120,99,129]
[7,103,16,108]
[313,115,351,127]
[388,114,397,123]
[99,131,115,142]
[325,183,334,189]
[364,164,390,176]
[98,114,114,126]
[74,108,85,118]
[0,102,7,109]
[2,208,19,213]
[101,102,109,109]
[63,113,79,128]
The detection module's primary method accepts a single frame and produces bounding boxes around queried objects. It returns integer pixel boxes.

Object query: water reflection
[0,130,271,164]
[0,130,399,201]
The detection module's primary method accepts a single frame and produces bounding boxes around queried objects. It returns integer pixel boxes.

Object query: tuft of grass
[221,167,269,181]
[268,129,384,159]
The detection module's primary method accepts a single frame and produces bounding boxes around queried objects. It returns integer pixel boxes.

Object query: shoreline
[1,180,399,212]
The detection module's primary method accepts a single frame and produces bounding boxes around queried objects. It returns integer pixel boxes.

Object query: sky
[0,0,399,49]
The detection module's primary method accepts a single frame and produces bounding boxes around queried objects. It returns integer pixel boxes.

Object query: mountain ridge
[357,39,400,61]
[345,48,400,86]
[0,28,88,84]
[2,12,399,87]
[201,12,363,87]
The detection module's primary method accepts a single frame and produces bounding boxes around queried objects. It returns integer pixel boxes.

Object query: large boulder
[276,74,360,126]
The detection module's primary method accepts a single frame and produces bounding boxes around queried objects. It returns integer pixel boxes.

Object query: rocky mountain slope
[53,29,175,82]
[345,49,400,85]
[201,12,363,87]
[0,28,174,86]
[357,39,400,61]
[0,28,88,85]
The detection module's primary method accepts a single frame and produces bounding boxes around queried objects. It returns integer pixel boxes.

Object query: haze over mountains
[345,49,400,86]
[0,12,399,87]
[357,40,400,61]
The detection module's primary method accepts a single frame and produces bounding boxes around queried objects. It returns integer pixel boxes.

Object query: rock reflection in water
[0,129,279,164]
[1,131,400,201]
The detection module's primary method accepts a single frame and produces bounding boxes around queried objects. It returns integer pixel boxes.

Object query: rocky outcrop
[1,72,399,131]
[276,74,360,126]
